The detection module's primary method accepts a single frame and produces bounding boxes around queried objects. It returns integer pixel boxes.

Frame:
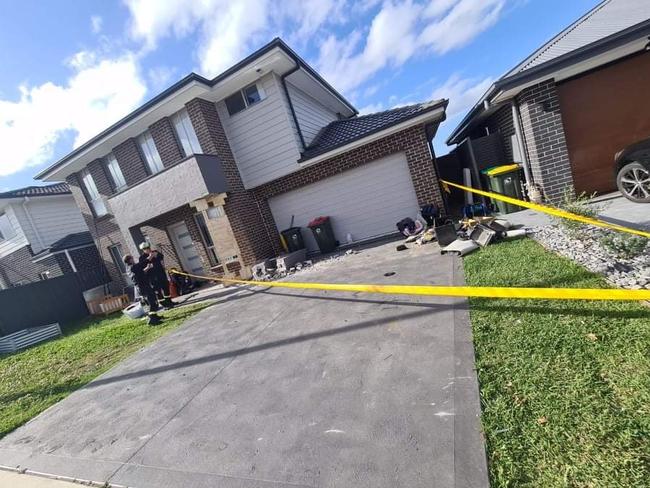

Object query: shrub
[599,233,649,259]
[554,188,602,236]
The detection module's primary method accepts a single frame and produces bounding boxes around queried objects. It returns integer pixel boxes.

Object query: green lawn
[0,302,211,439]
[464,238,650,487]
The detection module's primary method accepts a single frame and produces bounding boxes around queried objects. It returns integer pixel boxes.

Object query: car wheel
[616,161,650,203]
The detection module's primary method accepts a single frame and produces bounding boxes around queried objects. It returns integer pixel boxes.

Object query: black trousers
[138,284,160,313]
[151,273,170,298]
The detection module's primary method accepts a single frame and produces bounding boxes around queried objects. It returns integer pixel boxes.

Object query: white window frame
[171,109,202,157]
[0,213,16,241]
[81,170,108,217]
[224,82,265,116]
[105,153,127,191]
[138,131,165,174]
[39,271,50,280]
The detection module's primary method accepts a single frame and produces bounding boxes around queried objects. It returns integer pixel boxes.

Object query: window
[0,213,16,241]
[105,153,127,191]
[39,271,50,281]
[171,109,202,157]
[194,213,219,267]
[225,83,263,116]
[138,131,165,174]
[108,244,126,274]
[81,170,108,217]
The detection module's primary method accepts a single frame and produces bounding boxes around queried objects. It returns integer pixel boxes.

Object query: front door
[168,222,204,274]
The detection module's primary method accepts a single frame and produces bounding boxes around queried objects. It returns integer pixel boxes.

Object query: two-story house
[35,38,448,293]
[0,183,107,289]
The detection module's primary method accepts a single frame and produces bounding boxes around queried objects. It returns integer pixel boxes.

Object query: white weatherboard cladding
[287,82,338,145]
[217,73,301,189]
[0,206,28,258]
[268,153,418,252]
[23,197,88,252]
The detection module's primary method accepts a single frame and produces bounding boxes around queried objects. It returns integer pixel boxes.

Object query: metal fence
[0,274,92,336]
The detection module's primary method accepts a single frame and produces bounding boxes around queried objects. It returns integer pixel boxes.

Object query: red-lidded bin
[307,216,338,253]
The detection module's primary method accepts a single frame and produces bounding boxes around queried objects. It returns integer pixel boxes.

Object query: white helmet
[139,242,151,251]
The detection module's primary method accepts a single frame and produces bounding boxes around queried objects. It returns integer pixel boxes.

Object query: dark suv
[615,138,650,203]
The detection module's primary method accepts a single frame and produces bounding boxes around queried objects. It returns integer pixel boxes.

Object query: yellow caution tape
[441,179,650,239]
[169,270,650,301]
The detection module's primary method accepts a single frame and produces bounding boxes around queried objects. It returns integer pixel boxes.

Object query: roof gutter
[280,65,307,151]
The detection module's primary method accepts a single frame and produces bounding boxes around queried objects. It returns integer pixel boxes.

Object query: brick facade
[517,80,574,202]
[0,243,106,291]
[0,245,64,287]
[66,173,129,294]
[482,105,515,162]
[64,95,445,288]
[252,124,445,251]
[150,117,185,168]
[186,98,277,267]
[113,138,149,184]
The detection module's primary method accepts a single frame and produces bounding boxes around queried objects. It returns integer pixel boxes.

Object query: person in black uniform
[138,242,174,309]
[123,254,162,325]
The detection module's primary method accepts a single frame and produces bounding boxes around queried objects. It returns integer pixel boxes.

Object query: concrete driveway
[0,241,487,488]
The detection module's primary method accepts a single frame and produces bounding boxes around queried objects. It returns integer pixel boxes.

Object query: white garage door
[269,152,419,252]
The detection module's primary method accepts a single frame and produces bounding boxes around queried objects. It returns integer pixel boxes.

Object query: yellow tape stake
[170,270,650,301]
[440,179,650,239]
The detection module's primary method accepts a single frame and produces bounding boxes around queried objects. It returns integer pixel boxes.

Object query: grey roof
[32,231,95,261]
[0,183,70,199]
[301,100,447,161]
[509,0,650,74]
[49,231,94,252]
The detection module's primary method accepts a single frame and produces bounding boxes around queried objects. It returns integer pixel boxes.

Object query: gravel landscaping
[533,224,650,290]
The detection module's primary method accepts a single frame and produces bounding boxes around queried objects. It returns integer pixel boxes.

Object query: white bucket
[123,302,145,320]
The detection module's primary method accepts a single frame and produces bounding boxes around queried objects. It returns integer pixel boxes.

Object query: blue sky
[0,0,600,191]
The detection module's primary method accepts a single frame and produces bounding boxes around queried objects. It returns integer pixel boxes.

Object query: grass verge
[0,302,212,439]
[464,238,649,487]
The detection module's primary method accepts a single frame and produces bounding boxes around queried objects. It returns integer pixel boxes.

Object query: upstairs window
[81,170,108,217]
[225,83,263,116]
[105,153,127,191]
[171,109,202,157]
[0,213,16,241]
[138,131,164,174]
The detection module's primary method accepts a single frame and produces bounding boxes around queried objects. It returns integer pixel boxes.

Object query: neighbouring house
[0,183,108,290]
[445,0,650,202]
[35,38,448,292]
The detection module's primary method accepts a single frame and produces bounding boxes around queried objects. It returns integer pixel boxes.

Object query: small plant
[554,188,602,236]
[599,233,649,259]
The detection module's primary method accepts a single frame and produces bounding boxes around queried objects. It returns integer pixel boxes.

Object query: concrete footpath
[0,241,488,488]
[0,470,79,487]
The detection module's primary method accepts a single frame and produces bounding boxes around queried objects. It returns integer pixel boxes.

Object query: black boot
[147,313,162,326]
[162,297,175,309]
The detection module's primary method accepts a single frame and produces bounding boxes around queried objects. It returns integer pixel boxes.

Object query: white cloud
[430,73,493,117]
[358,102,385,114]
[148,65,176,91]
[317,0,505,93]
[91,15,103,34]
[124,0,367,77]
[0,52,147,177]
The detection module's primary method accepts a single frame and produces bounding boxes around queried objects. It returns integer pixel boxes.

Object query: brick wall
[140,205,213,273]
[186,98,277,267]
[0,245,64,287]
[517,79,574,202]
[66,173,129,294]
[113,138,149,184]
[68,245,110,290]
[485,105,515,162]
[150,117,184,168]
[251,124,445,249]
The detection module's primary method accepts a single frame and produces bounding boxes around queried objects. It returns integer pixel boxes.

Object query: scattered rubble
[533,224,650,290]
